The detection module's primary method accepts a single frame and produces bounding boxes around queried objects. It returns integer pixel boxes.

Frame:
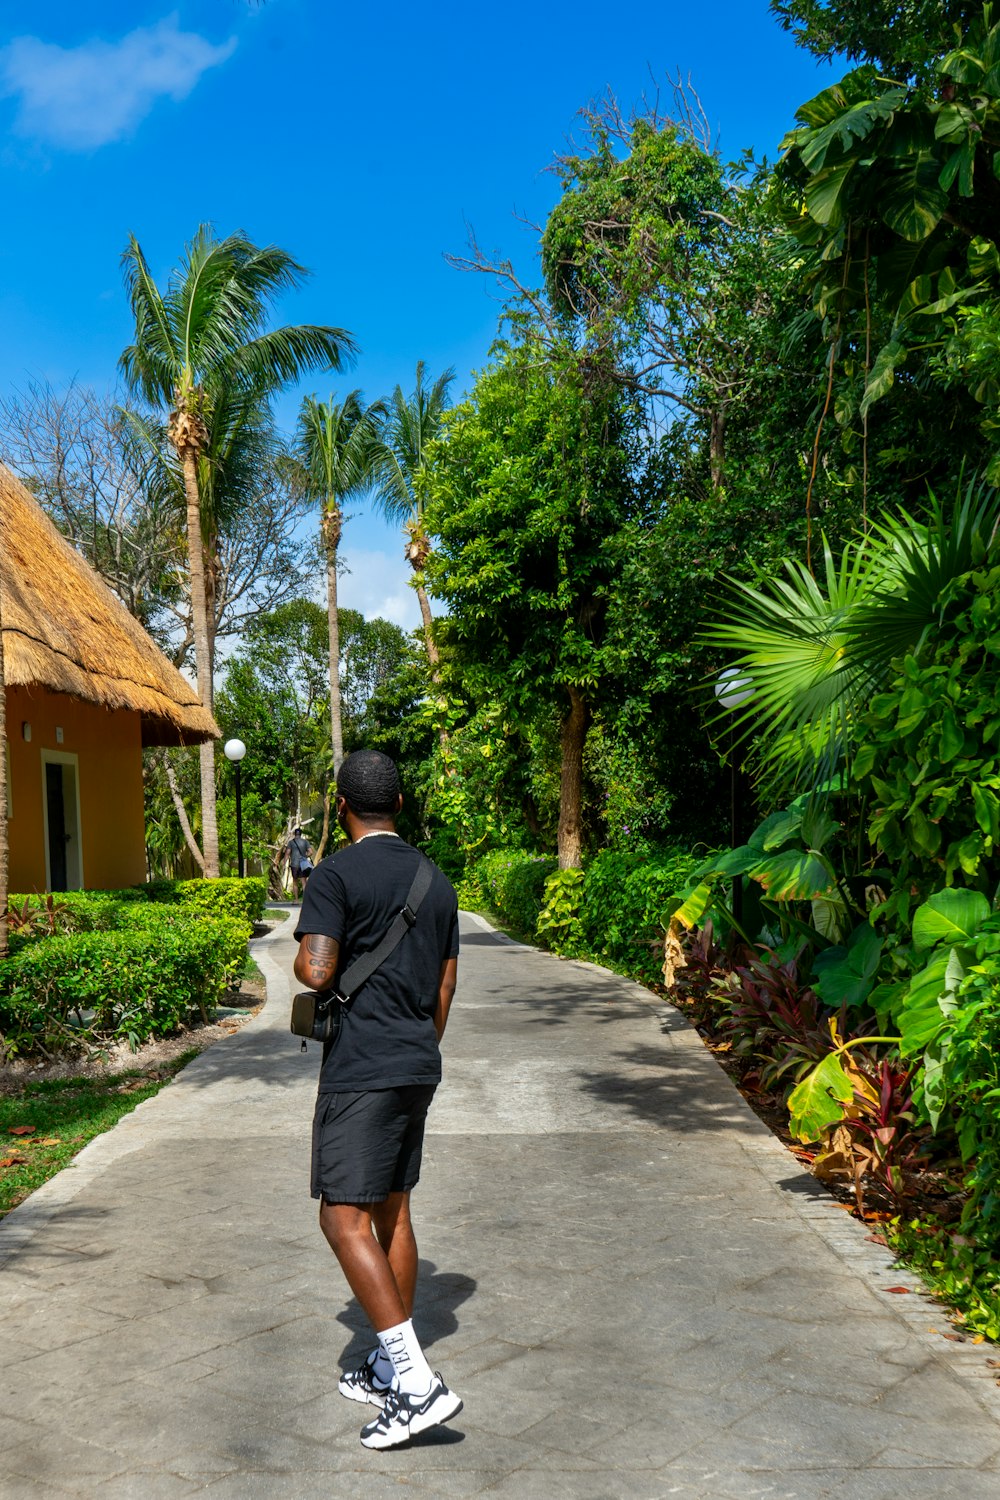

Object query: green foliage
[888,1216,1000,1341]
[853,560,1000,913]
[576,848,702,982]
[423,330,643,865]
[0,882,258,1056]
[0,922,230,1056]
[536,869,586,952]
[704,484,1000,793]
[470,851,558,937]
[776,6,1000,477]
[771,0,983,79]
[144,876,266,928]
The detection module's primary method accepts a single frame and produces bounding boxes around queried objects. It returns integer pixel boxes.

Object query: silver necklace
[354,831,401,844]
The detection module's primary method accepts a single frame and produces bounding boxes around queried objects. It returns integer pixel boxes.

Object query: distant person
[286,827,314,899]
[293,748,462,1449]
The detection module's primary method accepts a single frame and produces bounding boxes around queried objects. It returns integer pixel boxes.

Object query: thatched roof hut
[0,462,217,746]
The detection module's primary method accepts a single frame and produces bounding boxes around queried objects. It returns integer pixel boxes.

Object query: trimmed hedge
[144,876,266,927]
[0,919,234,1056]
[0,879,261,1058]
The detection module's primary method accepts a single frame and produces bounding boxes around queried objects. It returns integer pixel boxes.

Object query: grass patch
[0,1049,198,1219]
[242,953,264,984]
[264,907,290,923]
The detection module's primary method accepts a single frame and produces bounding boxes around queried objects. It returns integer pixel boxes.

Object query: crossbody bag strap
[335,854,435,1002]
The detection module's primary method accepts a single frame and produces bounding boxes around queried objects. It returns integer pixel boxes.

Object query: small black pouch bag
[290,989,338,1043]
[291,855,434,1049]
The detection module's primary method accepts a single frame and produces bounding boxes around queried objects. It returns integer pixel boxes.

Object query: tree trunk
[324,506,345,775]
[162,754,207,875]
[415,578,440,671]
[710,406,726,492]
[557,686,587,870]
[0,572,9,957]
[315,786,332,862]
[178,446,219,878]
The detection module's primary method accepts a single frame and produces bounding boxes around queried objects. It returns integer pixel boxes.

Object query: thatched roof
[0,463,218,747]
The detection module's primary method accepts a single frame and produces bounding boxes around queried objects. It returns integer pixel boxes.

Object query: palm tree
[119,225,355,876]
[703,482,1000,793]
[370,361,454,672]
[293,392,384,773]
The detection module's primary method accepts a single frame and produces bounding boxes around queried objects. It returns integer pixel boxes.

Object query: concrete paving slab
[3,909,1000,1497]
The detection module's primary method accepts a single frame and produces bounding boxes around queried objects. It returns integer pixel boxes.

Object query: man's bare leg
[319,1201,406,1331]
[372,1191,418,1318]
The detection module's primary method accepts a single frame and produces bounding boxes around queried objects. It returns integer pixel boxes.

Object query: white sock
[372,1341,394,1384]
[377,1318,434,1396]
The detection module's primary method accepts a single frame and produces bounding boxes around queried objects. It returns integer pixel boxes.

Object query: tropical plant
[292,391,384,772]
[702,481,1000,793]
[118,224,355,876]
[370,361,454,673]
[775,4,1000,471]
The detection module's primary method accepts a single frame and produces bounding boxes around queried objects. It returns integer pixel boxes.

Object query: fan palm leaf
[704,479,1000,791]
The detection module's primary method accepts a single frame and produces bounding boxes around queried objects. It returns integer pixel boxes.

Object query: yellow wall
[6,686,147,893]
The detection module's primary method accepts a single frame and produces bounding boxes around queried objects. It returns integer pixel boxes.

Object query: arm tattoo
[302,934,339,987]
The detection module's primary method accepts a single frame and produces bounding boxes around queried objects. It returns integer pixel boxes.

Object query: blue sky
[0,1,832,629]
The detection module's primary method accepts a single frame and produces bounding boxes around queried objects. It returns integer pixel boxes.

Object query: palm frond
[703,478,1000,792]
[368,361,455,525]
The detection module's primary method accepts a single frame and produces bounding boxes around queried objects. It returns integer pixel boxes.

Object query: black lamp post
[224,738,247,877]
[714,669,754,930]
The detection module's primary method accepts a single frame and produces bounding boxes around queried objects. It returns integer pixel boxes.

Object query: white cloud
[0,14,237,150]
[335,549,426,634]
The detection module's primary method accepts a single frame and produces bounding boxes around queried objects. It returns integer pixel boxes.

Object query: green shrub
[576,848,702,983]
[117,905,250,988]
[0,884,255,1057]
[536,868,586,952]
[144,876,266,926]
[472,850,557,936]
[0,923,231,1056]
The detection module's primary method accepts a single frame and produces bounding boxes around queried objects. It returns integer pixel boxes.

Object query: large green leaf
[860,340,907,417]
[750,847,836,902]
[804,160,857,226]
[912,888,990,951]
[788,1052,855,1142]
[812,923,883,1009]
[673,882,713,929]
[897,948,965,1057]
[881,154,949,241]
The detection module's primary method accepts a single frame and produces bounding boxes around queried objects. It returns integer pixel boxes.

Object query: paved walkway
[3,914,1000,1498]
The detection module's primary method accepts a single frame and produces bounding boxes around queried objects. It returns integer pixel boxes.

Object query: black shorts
[310,1084,437,1204]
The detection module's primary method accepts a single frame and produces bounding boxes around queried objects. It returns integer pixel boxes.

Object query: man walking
[293,749,462,1449]
[285,827,314,899]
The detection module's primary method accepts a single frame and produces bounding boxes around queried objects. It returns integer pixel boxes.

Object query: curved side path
[2,913,1000,1498]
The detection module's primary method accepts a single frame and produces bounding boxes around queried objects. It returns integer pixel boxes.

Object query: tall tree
[370,361,454,672]
[292,392,383,772]
[423,332,641,869]
[119,224,355,876]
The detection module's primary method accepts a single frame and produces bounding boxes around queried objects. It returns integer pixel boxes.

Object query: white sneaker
[338,1349,393,1408]
[359,1373,463,1449]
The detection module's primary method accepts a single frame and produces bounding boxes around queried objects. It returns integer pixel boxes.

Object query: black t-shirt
[294,835,459,1093]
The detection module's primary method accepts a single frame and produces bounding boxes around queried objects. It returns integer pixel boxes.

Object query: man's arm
[434,957,458,1041]
[294,934,340,991]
